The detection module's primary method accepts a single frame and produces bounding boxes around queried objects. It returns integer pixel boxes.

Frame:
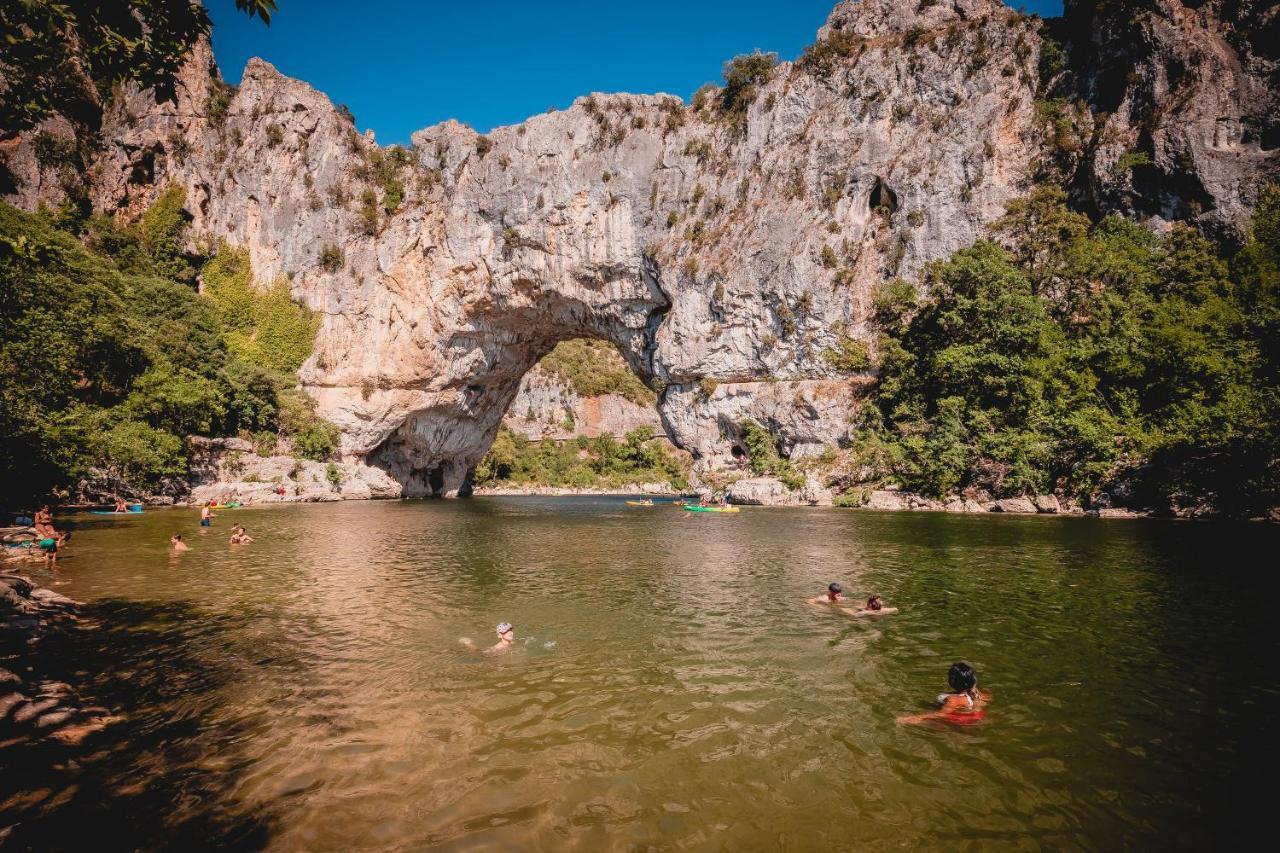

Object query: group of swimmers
[464,583,987,725]
[172,503,255,551]
[808,581,987,725]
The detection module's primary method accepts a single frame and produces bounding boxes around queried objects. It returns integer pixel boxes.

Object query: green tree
[0,1,275,134]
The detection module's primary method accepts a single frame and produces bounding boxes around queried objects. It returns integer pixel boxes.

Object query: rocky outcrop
[3,0,1273,500]
[727,476,834,506]
[185,437,401,504]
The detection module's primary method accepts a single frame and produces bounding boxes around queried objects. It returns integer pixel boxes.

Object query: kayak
[625,500,656,507]
[684,505,740,513]
[89,504,143,515]
[210,503,242,509]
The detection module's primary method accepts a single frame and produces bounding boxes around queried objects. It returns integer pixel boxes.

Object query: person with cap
[808,583,846,607]
[461,622,517,654]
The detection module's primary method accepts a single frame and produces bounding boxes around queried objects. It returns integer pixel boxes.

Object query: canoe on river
[210,503,243,509]
[683,505,741,513]
[625,500,656,506]
[89,504,143,515]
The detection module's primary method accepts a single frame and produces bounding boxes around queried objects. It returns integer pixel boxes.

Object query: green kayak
[683,505,740,513]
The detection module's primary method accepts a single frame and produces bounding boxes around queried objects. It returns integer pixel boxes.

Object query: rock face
[3,0,1273,498]
[1057,0,1278,242]
[502,364,665,442]
[186,437,402,504]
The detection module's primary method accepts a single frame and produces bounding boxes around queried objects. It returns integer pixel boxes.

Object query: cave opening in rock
[869,176,898,217]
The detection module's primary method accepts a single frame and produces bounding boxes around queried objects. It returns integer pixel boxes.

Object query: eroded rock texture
[3,0,1274,495]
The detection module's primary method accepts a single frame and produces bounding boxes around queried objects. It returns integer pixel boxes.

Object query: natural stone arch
[361,258,672,497]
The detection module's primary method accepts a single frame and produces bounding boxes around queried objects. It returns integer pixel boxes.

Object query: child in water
[170,534,188,552]
[897,662,990,726]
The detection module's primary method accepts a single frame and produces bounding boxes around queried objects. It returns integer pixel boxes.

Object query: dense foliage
[474,426,689,492]
[537,339,656,406]
[0,191,336,505]
[850,186,1279,516]
[0,0,274,134]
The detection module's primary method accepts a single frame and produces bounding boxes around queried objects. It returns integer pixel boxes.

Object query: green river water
[3,498,1276,850]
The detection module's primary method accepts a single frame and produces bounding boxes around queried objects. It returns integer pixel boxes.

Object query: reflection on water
[5,499,1278,849]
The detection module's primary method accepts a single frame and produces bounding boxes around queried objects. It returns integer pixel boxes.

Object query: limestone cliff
[3,0,1274,497]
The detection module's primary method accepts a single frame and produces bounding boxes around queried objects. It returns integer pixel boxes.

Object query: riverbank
[1,574,116,749]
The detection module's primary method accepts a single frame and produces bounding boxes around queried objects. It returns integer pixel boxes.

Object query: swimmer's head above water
[496,622,514,640]
[865,595,883,611]
[827,582,842,601]
[948,662,977,695]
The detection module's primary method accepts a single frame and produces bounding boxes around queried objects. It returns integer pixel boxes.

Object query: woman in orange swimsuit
[897,662,990,726]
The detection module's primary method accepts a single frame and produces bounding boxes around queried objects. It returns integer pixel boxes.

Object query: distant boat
[683,505,740,513]
[89,504,143,515]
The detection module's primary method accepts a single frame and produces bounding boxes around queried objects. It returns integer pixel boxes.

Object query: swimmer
[842,594,899,617]
[897,662,991,726]
[170,534,188,552]
[462,622,516,654]
[808,582,845,606]
[229,525,253,545]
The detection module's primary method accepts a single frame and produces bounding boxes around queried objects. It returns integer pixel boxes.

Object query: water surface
[5,499,1276,849]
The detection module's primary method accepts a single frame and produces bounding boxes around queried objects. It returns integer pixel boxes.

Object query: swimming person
[229,525,253,545]
[461,622,516,654]
[897,662,991,726]
[170,534,188,552]
[843,594,899,617]
[200,502,213,527]
[808,582,845,606]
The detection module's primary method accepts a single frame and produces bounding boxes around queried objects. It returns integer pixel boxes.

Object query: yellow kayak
[625,500,656,506]
[683,505,740,513]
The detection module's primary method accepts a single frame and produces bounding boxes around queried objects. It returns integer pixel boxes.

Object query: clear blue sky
[208,0,1064,145]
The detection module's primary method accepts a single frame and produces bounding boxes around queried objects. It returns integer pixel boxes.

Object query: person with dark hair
[229,525,253,545]
[898,662,990,725]
[843,594,899,617]
[170,534,188,552]
[808,582,845,606]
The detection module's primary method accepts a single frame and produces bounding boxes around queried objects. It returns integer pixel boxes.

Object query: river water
[4,498,1276,850]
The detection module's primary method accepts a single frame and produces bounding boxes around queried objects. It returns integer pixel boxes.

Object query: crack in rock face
[6,0,1274,496]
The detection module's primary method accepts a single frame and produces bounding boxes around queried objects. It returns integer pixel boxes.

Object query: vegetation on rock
[537,339,656,407]
[0,188,338,504]
[474,426,688,491]
[843,185,1279,515]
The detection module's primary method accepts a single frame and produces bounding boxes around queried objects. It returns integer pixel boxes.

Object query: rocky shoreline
[1,574,116,749]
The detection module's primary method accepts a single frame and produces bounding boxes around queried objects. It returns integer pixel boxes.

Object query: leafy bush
[823,335,871,372]
[319,244,343,271]
[537,339,655,406]
[206,79,236,127]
